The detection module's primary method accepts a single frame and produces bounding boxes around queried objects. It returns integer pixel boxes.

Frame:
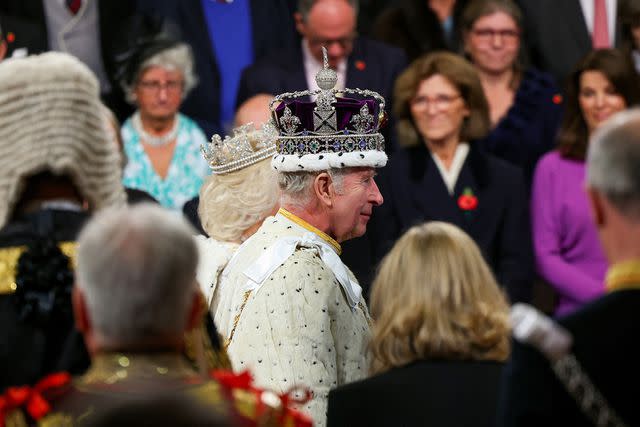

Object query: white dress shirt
[431,143,470,195]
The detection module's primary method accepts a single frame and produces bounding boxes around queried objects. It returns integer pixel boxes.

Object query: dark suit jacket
[368,143,533,303]
[0,0,156,121]
[328,360,504,427]
[139,0,298,137]
[497,289,640,427]
[517,0,622,87]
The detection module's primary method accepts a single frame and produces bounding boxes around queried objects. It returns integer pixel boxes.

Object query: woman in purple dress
[531,49,640,315]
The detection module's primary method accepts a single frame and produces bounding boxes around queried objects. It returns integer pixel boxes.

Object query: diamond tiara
[201,123,277,174]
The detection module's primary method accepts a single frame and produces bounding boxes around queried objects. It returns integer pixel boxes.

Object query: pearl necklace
[132,112,179,147]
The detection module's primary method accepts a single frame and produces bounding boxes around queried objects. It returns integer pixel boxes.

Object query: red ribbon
[0,372,71,426]
[211,370,313,426]
[278,386,314,427]
[212,369,253,390]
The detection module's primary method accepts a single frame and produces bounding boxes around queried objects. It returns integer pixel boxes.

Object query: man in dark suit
[517,0,621,87]
[497,109,640,427]
[0,0,159,121]
[236,0,407,135]
[138,0,298,137]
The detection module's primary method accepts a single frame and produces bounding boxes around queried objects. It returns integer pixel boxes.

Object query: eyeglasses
[138,79,184,94]
[471,28,520,44]
[410,94,462,111]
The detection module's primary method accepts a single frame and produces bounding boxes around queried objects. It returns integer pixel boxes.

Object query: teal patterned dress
[121,113,210,210]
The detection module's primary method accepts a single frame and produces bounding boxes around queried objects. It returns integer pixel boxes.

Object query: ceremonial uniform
[0,209,86,390]
[1,353,311,427]
[216,209,371,425]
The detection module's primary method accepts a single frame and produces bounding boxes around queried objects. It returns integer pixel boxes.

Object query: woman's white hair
[278,168,349,207]
[124,43,198,104]
[76,204,198,344]
[199,158,279,242]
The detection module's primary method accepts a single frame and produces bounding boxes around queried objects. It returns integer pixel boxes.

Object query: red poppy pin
[458,187,478,211]
[7,32,15,43]
[552,94,563,105]
[355,60,366,71]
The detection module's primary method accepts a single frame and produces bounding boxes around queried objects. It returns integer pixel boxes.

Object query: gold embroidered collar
[605,260,640,292]
[278,208,342,255]
[80,352,197,385]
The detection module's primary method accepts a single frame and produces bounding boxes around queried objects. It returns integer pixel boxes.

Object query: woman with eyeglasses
[369,51,532,304]
[462,0,563,186]
[531,49,640,316]
[119,37,209,211]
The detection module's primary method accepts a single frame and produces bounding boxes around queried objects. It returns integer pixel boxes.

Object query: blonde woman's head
[369,221,510,374]
[198,154,279,242]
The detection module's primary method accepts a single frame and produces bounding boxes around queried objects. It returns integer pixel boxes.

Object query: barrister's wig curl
[0,52,126,228]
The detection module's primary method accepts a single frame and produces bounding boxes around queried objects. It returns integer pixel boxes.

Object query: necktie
[592,0,610,48]
[66,0,82,15]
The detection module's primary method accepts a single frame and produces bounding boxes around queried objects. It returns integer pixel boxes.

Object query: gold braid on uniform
[224,290,252,350]
[605,260,640,292]
[184,292,232,372]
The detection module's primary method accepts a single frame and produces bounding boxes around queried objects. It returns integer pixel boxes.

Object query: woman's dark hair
[460,0,525,87]
[557,49,640,160]
[460,0,523,34]
[619,0,640,54]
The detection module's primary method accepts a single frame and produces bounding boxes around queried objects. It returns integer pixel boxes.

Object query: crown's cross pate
[314,46,338,134]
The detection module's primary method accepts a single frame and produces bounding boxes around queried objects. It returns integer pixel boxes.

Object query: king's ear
[313,172,333,207]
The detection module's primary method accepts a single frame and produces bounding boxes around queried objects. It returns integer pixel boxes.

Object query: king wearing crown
[215,48,387,426]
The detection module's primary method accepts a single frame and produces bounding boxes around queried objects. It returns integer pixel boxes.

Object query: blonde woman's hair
[369,221,510,375]
[198,157,279,242]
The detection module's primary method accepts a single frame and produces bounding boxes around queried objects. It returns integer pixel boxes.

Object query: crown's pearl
[316,67,337,91]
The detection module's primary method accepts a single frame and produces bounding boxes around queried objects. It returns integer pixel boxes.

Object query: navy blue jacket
[368,143,533,303]
[477,69,563,188]
[328,360,504,427]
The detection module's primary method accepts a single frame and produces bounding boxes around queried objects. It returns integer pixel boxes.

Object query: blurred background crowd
[0,0,639,426]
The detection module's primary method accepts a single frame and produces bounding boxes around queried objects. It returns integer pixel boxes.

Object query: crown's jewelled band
[276,133,385,156]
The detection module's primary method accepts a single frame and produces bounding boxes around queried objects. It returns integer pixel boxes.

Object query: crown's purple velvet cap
[275,97,379,133]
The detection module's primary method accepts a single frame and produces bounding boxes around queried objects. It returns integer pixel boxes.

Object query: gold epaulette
[0,242,77,294]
